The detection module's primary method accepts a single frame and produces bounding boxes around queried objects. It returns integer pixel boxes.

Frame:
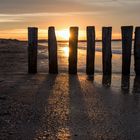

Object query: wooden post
[69,27,79,74]
[86,26,95,75]
[121,75,130,93]
[48,27,58,74]
[134,27,140,75]
[121,26,133,75]
[133,76,140,93]
[102,27,112,75]
[28,27,38,74]
[102,75,111,87]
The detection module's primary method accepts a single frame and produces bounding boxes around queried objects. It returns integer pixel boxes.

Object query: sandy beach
[0,40,140,140]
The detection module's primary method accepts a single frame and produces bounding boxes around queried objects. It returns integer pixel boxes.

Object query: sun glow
[63,46,69,57]
[56,29,70,40]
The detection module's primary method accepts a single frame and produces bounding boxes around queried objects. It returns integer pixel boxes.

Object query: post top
[102,27,112,29]
[28,27,38,29]
[135,27,140,29]
[87,26,95,29]
[49,26,55,29]
[121,26,133,29]
[70,27,79,29]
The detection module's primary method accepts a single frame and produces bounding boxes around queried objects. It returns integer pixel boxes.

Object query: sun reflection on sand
[39,75,71,140]
[57,128,71,140]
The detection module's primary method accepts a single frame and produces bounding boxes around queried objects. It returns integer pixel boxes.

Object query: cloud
[0,0,139,19]
[0,11,101,24]
[0,19,21,23]
[0,0,140,37]
[0,12,100,18]
[0,0,87,14]
[0,0,139,13]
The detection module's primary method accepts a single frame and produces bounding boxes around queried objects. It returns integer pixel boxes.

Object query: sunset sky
[0,0,140,40]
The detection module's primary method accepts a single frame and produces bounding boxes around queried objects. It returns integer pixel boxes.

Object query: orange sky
[0,28,122,41]
[0,0,139,40]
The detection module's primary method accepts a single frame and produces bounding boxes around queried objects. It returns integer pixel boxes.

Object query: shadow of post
[133,76,140,93]
[19,74,57,139]
[102,75,112,88]
[68,75,93,139]
[26,74,57,140]
[133,76,140,105]
[121,75,130,94]
[0,73,58,140]
[86,75,94,82]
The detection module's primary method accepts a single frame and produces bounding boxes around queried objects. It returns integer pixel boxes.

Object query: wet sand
[0,41,140,140]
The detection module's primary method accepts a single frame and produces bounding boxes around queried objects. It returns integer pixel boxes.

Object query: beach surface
[0,40,140,140]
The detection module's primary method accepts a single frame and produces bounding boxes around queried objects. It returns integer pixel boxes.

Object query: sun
[56,29,70,40]
[63,46,69,57]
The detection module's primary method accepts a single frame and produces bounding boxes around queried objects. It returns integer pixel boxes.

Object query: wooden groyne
[48,27,58,74]
[28,27,38,74]
[86,26,95,75]
[69,27,79,74]
[28,26,140,76]
[121,26,133,75]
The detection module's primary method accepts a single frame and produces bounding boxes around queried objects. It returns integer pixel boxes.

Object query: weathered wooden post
[69,27,79,74]
[28,27,38,74]
[48,27,58,74]
[134,27,140,75]
[102,27,112,75]
[121,75,130,93]
[102,75,112,87]
[133,76,140,93]
[121,26,133,75]
[86,26,95,75]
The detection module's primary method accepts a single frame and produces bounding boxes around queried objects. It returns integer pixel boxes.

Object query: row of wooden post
[28,26,140,76]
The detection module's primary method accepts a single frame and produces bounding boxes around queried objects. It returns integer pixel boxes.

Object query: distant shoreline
[0,38,134,43]
[38,39,127,43]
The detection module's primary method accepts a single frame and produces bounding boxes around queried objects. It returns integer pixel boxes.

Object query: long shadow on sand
[69,75,94,139]
[1,74,140,139]
[0,74,57,140]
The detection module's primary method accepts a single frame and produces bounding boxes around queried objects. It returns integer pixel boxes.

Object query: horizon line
[0,38,127,42]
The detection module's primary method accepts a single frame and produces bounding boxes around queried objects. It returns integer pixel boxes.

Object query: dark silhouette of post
[69,27,79,74]
[48,27,58,74]
[133,76,140,93]
[28,27,38,74]
[102,27,112,75]
[121,75,130,93]
[102,75,112,87]
[86,26,95,75]
[121,26,133,75]
[134,27,140,75]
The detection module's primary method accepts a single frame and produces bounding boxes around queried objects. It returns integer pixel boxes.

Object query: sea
[38,41,135,75]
